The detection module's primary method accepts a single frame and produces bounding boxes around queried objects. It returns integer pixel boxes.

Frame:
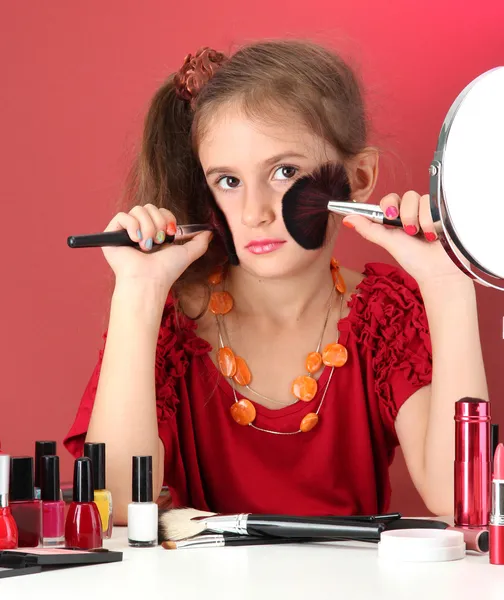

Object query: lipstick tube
[490,443,504,565]
[0,455,18,549]
[454,398,491,527]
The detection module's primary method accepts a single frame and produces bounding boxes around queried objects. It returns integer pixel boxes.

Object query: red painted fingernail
[342,219,355,229]
[424,232,437,242]
[404,225,418,236]
[385,206,399,218]
[167,222,177,236]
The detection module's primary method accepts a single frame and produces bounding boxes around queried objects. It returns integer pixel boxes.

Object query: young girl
[64,40,488,524]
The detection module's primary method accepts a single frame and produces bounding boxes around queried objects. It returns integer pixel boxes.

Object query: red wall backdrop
[1,1,503,514]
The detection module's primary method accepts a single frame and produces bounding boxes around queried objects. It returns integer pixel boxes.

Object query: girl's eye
[273,165,298,180]
[216,176,241,190]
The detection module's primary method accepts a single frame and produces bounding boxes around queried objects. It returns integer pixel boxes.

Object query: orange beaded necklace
[208,258,348,435]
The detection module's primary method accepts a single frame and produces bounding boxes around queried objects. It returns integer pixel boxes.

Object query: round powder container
[378,529,466,562]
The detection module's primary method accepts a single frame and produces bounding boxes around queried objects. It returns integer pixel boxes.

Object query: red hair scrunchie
[174,47,227,108]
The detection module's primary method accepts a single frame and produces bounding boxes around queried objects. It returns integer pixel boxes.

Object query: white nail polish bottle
[127,456,158,547]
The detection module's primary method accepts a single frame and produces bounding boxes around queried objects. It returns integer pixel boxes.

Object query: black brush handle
[384,518,449,531]
[67,230,175,248]
[224,535,378,547]
[491,423,499,460]
[321,512,402,523]
[383,216,403,228]
[245,516,384,540]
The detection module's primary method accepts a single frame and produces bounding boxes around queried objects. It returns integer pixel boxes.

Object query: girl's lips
[245,240,286,255]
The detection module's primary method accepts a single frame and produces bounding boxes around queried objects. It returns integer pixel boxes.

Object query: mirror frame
[429,66,504,291]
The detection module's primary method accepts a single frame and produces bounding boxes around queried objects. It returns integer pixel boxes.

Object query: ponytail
[125,75,229,297]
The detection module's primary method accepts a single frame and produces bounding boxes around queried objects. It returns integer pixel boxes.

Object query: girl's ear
[347,147,379,203]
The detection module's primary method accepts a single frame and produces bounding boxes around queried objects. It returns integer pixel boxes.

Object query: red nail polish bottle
[0,455,18,549]
[41,455,65,547]
[65,457,103,550]
[9,456,42,547]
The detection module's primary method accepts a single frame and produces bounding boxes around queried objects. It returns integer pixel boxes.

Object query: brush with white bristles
[159,508,217,541]
[158,508,389,542]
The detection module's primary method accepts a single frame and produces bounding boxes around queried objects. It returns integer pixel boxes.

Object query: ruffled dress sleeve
[346,263,433,445]
[63,296,211,485]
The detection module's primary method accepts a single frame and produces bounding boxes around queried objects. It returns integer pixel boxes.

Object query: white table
[1,527,504,599]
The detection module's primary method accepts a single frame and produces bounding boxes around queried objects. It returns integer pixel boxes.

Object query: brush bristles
[162,541,177,550]
[282,162,352,250]
[158,507,217,541]
[205,187,239,265]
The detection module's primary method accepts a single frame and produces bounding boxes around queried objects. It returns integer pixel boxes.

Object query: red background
[1,1,503,515]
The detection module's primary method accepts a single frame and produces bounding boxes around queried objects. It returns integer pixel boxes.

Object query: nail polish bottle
[9,457,42,547]
[84,443,113,539]
[65,457,103,550]
[0,455,18,549]
[34,441,57,500]
[128,456,158,547]
[40,455,65,547]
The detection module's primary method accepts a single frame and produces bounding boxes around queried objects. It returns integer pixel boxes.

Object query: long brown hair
[126,39,369,296]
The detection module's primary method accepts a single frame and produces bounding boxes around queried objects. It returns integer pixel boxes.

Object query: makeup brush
[67,224,213,249]
[162,533,320,550]
[158,508,402,542]
[158,508,385,542]
[282,162,403,250]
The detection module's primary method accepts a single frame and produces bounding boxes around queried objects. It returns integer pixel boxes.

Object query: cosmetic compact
[378,529,466,563]
[0,548,122,578]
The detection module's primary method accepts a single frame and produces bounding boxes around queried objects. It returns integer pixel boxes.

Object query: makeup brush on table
[159,510,489,554]
[281,162,404,250]
[158,508,387,542]
[162,533,321,550]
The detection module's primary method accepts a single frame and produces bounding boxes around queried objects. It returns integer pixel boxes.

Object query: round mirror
[430,66,504,290]
[430,67,504,290]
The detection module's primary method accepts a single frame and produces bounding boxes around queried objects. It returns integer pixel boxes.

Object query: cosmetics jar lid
[84,443,106,490]
[40,455,60,502]
[9,456,35,501]
[35,441,57,488]
[132,456,153,503]
[454,398,490,421]
[378,529,466,562]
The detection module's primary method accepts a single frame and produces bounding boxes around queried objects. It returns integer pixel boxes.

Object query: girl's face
[198,106,340,280]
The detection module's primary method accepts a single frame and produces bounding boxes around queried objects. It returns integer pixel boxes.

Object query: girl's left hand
[342,191,469,288]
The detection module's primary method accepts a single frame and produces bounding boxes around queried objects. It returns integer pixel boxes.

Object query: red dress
[64,263,432,516]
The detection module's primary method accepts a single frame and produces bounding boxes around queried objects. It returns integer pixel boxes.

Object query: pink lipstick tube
[454,398,491,527]
[490,443,504,565]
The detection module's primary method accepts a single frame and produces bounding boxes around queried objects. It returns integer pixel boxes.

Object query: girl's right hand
[102,204,212,290]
